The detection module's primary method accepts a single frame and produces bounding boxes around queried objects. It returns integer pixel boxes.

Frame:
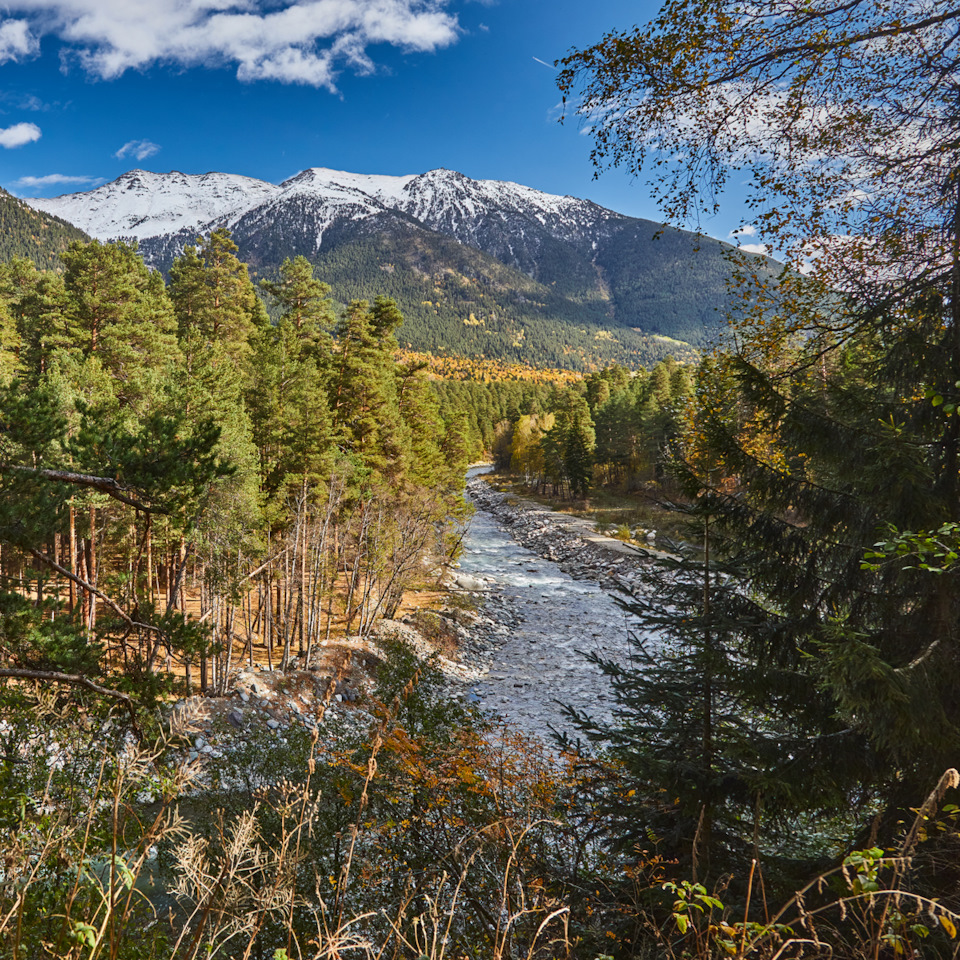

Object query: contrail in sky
[532,56,556,71]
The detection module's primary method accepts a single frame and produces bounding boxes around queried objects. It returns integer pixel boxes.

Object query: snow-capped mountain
[29,169,281,242]
[23,165,768,369]
[27,166,622,265]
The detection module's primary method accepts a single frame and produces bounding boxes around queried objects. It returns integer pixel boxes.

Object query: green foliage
[863,522,960,575]
[57,239,180,409]
[0,589,101,673]
[0,236,472,711]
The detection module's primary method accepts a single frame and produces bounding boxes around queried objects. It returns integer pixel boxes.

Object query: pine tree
[57,240,179,410]
[0,298,19,386]
[259,255,334,353]
[330,298,408,482]
[169,229,267,369]
[249,256,335,517]
[396,357,447,490]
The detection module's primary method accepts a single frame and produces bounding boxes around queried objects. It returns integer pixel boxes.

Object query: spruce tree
[674,282,960,835]
[562,393,595,499]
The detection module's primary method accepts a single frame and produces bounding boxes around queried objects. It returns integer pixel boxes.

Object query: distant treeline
[432,357,694,497]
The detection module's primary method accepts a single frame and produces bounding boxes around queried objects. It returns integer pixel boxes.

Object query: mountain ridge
[24,166,770,369]
[0,186,91,271]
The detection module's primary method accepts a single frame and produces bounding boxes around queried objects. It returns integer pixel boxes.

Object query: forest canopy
[0,236,474,700]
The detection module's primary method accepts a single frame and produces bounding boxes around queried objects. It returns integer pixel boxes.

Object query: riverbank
[465,474,664,593]
[169,469,670,755]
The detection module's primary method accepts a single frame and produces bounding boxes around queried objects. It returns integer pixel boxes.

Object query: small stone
[227,710,244,729]
[266,718,280,730]
[188,751,199,762]
[194,737,205,750]
[201,744,214,755]
[240,693,250,703]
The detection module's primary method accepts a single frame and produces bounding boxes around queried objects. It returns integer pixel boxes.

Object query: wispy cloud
[0,1,461,90]
[115,139,160,161]
[0,121,41,147]
[728,224,757,239]
[0,92,57,112]
[13,173,104,189]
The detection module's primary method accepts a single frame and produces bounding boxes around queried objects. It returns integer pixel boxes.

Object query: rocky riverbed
[463,475,667,591]
[171,473,672,760]
[432,475,671,742]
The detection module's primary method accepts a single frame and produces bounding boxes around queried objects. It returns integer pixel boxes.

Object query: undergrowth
[2,651,959,959]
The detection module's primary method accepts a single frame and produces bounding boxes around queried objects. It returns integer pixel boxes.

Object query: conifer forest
[3,1,960,959]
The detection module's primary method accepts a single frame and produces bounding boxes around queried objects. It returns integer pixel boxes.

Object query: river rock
[452,572,489,592]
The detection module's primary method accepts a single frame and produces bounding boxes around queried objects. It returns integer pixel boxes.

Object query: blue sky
[0,0,756,246]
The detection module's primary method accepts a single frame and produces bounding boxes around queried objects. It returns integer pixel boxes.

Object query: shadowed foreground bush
[2,657,960,960]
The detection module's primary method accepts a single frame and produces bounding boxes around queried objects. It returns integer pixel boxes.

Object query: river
[454,468,643,745]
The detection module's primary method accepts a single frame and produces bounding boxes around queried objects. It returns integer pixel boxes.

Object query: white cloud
[2,0,461,89]
[0,121,41,147]
[0,19,38,63]
[728,224,757,239]
[12,173,104,188]
[115,139,161,161]
[739,242,769,256]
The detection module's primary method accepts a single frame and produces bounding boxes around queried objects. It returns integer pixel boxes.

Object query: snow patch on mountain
[280,167,418,206]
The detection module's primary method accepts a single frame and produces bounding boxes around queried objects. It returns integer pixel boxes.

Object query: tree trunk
[87,505,98,635]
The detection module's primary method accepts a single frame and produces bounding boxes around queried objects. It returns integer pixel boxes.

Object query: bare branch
[709,7,960,88]
[0,464,166,514]
[28,547,162,636]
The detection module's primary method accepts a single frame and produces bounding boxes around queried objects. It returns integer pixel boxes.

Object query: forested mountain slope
[0,187,90,270]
